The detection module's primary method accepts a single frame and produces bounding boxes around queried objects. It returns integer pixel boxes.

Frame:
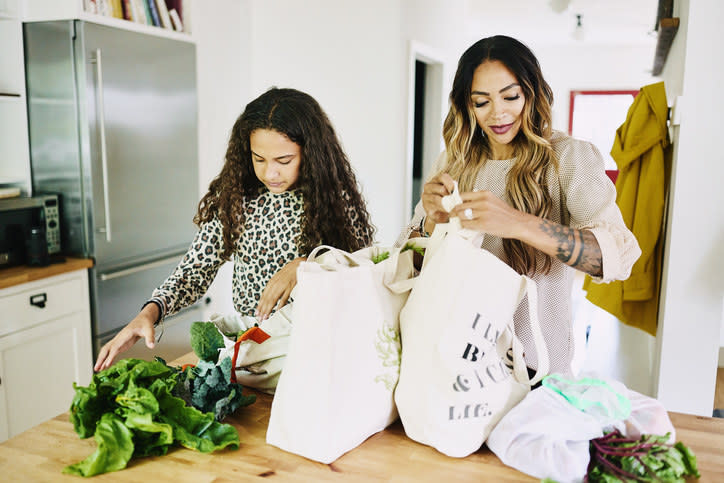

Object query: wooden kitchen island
[1,352,722,482]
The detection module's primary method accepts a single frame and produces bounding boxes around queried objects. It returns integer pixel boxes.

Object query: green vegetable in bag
[190,321,225,363]
[173,357,256,421]
[371,251,390,264]
[585,429,700,482]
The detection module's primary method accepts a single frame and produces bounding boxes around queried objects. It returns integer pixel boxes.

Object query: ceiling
[464,0,660,46]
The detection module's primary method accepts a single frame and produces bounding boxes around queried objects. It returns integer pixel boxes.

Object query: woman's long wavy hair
[442,35,557,275]
[194,87,374,259]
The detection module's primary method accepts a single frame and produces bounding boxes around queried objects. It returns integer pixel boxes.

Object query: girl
[401,36,640,376]
[95,87,375,371]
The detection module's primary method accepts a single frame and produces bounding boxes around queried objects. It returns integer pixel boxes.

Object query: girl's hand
[256,257,305,320]
[94,307,157,372]
[421,173,457,229]
[451,190,533,239]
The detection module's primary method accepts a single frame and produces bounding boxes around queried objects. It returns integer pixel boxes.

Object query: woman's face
[470,60,526,159]
[250,128,302,193]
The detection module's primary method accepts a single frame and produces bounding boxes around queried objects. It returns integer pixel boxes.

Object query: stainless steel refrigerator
[24,20,206,360]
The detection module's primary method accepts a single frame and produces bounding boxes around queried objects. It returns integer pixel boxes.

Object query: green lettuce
[64,358,239,477]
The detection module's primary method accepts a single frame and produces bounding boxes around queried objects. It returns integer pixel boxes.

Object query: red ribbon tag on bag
[239,326,271,344]
[229,326,271,384]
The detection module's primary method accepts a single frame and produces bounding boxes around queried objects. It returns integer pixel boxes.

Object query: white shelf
[23,0,195,43]
[76,11,194,43]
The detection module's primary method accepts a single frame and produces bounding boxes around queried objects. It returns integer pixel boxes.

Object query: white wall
[191,0,251,318]
[655,0,724,415]
[248,0,406,245]
[537,44,657,132]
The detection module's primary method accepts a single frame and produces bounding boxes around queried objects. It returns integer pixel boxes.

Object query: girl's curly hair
[194,87,375,259]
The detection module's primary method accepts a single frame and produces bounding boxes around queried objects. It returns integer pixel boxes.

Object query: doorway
[567,89,658,395]
[405,43,445,219]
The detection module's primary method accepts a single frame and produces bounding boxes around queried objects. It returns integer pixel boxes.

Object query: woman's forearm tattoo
[539,220,603,277]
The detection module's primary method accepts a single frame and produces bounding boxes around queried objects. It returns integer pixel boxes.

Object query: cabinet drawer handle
[30,293,47,308]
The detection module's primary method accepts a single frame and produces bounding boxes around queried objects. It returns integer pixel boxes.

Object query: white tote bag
[394,221,549,458]
[266,241,422,463]
[210,304,293,394]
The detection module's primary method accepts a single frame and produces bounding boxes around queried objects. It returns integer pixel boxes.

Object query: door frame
[404,41,446,221]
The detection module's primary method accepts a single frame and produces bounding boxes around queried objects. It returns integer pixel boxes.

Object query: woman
[95,87,375,371]
[402,36,640,376]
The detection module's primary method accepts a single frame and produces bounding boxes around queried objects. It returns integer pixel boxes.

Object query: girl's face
[470,60,526,159]
[250,129,301,193]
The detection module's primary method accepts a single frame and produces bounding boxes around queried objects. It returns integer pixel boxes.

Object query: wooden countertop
[0,257,94,290]
[1,352,722,481]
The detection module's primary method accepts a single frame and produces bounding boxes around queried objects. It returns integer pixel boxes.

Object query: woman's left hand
[256,257,305,320]
[450,190,533,240]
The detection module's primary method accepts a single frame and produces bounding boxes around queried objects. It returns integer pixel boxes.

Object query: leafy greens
[585,429,700,482]
[172,356,256,421]
[190,321,225,363]
[64,358,240,477]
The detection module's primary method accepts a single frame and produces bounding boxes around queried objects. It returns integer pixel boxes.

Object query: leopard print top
[150,189,371,318]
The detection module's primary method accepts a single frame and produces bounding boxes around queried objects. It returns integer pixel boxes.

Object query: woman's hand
[452,190,603,276]
[450,190,532,239]
[93,305,158,372]
[421,173,457,232]
[256,257,305,320]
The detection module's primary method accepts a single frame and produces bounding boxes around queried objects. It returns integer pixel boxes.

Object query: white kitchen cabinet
[0,268,93,442]
[0,0,32,195]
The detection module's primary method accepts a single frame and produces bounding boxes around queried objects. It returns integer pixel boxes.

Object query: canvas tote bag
[266,240,423,463]
[394,219,550,458]
[210,304,293,394]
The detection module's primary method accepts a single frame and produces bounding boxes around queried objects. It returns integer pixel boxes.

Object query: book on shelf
[166,0,191,33]
[141,0,153,25]
[168,8,183,32]
[155,0,173,30]
[98,0,112,17]
[83,0,98,14]
[122,0,134,21]
[166,0,182,21]
[109,0,124,19]
[182,0,192,34]
[84,0,124,19]
[147,0,161,27]
[131,0,148,24]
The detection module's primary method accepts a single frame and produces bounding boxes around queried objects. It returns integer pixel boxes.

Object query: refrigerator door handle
[99,254,184,281]
[92,48,112,243]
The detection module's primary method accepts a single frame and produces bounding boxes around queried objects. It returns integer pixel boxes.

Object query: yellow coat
[583,82,669,335]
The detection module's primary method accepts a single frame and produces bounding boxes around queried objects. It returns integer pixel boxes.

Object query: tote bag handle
[306,244,420,295]
[306,245,373,268]
[510,275,549,386]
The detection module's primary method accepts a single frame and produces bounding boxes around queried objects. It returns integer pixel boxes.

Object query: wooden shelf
[652,17,680,76]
